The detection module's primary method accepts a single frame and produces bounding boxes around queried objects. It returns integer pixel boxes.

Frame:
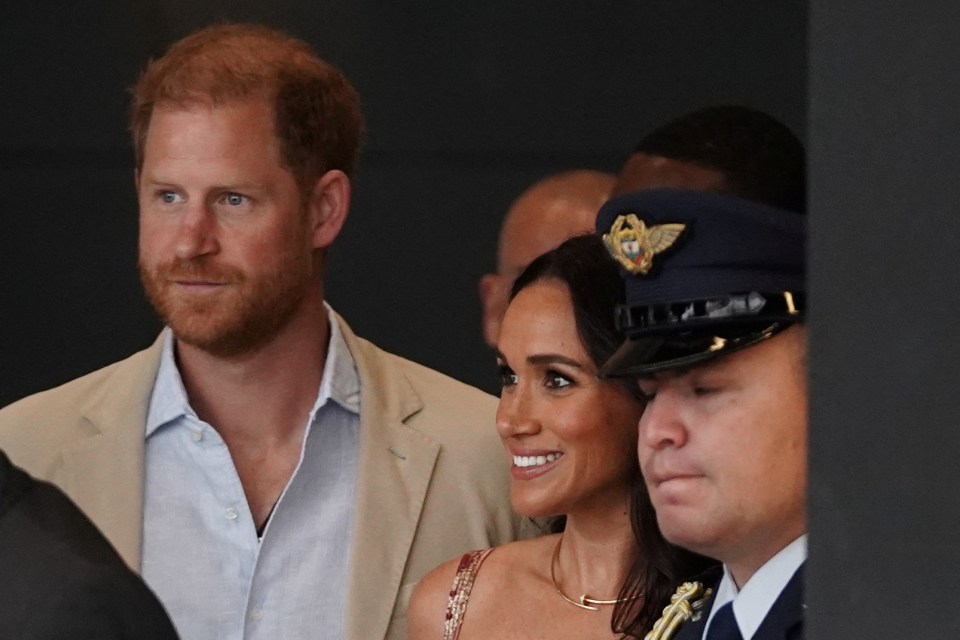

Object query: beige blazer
[0,314,522,639]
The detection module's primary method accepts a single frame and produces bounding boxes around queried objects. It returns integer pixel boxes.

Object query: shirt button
[225,507,239,520]
[250,608,263,621]
[190,429,203,442]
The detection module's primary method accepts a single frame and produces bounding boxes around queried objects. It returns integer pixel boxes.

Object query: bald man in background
[479,169,615,348]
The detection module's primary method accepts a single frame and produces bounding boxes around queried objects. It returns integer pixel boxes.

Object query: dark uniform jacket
[672,564,804,640]
[0,450,178,639]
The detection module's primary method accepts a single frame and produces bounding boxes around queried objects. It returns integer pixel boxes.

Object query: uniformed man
[597,188,806,640]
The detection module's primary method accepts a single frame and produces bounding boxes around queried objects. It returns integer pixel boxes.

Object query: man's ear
[479,273,507,349]
[306,169,351,249]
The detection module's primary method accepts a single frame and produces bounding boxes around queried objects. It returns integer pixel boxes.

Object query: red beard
[139,251,316,358]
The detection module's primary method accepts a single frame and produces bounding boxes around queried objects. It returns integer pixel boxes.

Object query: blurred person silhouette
[613,105,805,213]
[0,450,178,639]
[479,170,615,349]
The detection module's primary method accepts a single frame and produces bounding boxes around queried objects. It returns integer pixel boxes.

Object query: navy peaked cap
[595,188,806,376]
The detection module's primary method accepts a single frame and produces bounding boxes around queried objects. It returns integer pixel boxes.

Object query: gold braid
[643,581,713,640]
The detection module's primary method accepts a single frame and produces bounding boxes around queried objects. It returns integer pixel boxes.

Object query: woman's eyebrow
[526,354,584,369]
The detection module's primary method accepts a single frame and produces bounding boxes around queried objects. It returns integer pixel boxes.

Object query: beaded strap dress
[442,548,494,640]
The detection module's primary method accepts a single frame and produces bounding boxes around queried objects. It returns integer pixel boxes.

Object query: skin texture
[495,280,641,520]
[138,101,318,357]
[611,152,727,198]
[637,327,808,587]
[479,171,614,348]
[408,279,642,640]
[135,97,351,527]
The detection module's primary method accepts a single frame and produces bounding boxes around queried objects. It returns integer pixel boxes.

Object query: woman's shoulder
[407,549,489,640]
[407,537,557,639]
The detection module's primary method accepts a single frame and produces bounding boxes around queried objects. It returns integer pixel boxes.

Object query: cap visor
[599,335,723,377]
[599,322,791,378]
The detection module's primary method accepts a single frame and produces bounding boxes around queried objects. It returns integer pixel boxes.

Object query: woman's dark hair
[510,233,714,637]
[611,480,715,637]
[511,234,635,396]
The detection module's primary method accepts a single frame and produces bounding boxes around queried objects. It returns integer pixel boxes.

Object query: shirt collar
[146,329,192,438]
[315,305,361,416]
[706,533,807,640]
[145,305,360,439]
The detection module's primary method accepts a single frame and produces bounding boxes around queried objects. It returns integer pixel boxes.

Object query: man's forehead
[498,198,597,275]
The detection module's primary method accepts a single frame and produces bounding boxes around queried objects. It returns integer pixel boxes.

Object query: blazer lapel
[49,335,164,570]
[337,316,437,640]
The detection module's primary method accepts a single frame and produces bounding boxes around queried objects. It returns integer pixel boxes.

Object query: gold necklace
[550,534,642,612]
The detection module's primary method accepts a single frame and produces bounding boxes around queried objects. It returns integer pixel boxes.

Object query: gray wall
[808,2,960,636]
[0,1,805,404]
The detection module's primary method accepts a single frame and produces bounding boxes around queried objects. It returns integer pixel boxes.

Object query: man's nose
[174,204,219,260]
[638,389,688,452]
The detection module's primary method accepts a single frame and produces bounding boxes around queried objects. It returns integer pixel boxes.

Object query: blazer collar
[335,313,437,640]
[54,334,165,569]
[46,313,440,634]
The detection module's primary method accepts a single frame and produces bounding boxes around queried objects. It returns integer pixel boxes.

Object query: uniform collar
[707,533,807,639]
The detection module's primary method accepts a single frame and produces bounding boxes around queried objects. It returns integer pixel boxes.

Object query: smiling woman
[496,278,640,522]
[407,234,713,639]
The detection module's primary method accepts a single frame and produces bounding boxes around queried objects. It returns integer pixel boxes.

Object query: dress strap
[443,548,494,640]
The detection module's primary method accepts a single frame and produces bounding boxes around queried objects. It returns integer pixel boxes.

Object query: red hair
[130,23,365,189]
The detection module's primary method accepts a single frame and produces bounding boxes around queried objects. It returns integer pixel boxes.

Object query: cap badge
[603,214,686,275]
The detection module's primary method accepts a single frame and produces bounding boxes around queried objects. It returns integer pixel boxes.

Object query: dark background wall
[0,1,806,404]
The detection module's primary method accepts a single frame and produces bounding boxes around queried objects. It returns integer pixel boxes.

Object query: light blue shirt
[703,534,807,640]
[142,312,360,640]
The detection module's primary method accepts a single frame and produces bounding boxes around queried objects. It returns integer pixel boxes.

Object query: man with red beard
[0,24,520,640]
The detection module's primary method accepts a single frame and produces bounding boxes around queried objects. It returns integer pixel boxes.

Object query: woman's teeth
[513,452,563,468]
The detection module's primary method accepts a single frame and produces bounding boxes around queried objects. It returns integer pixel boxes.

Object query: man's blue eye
[161,192,178,204]
[225,193,245,205]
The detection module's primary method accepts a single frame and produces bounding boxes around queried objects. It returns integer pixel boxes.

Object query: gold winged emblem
[643,581,713,640]
[602,214,686,275]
